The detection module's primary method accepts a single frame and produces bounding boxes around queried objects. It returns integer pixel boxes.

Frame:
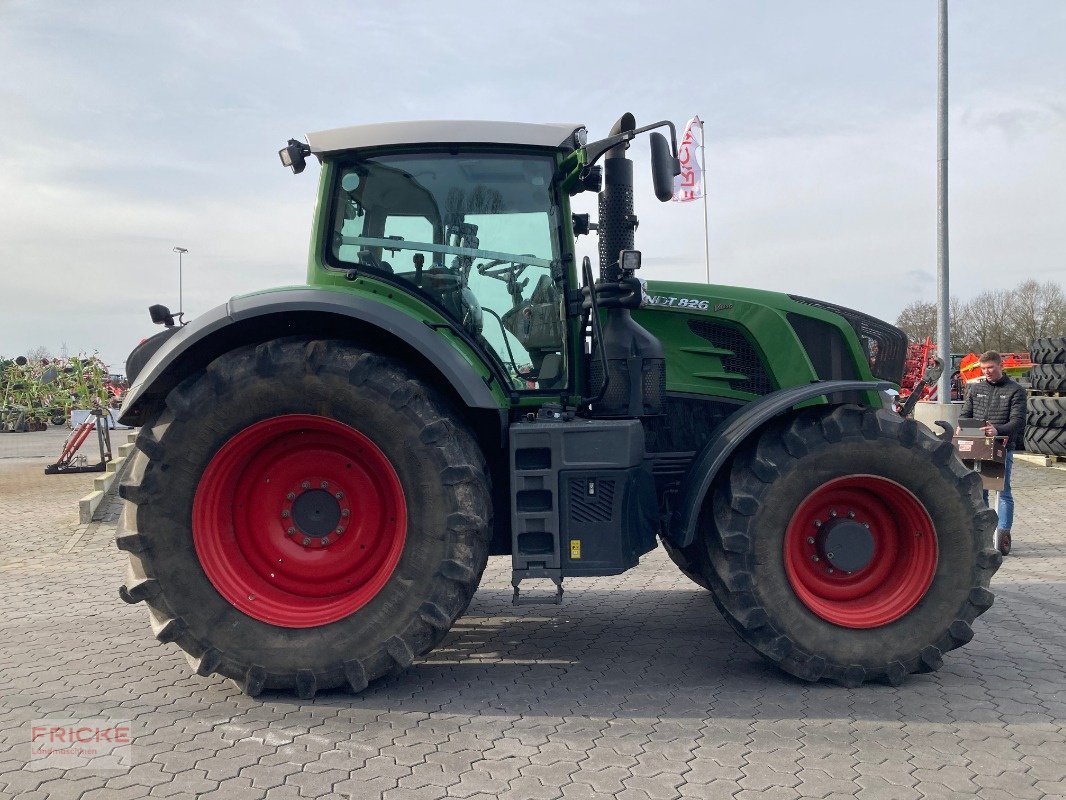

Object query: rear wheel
[699,406,1000,686]
[117,338,491,697]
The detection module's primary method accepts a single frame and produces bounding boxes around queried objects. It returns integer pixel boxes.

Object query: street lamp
[173,247,188,316]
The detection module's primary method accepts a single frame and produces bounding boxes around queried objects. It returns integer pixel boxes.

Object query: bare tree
[896,297,967,350]
[960,289,1016,353]
[895,279,1066,354]
[953,303,974,354]
[1009,280,1066,347]
[895,300,937,343]
[24,345,54,363]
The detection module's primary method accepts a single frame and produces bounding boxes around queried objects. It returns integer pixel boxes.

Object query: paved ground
[2,428,1065,800]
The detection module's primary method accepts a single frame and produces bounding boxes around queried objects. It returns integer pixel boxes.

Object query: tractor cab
[324,149,568,390]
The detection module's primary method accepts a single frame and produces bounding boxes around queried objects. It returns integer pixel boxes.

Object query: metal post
[936,0,951,403]
[701,119,710,284]
[173,246,188,316]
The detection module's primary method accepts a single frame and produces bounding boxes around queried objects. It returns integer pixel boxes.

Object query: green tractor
[117,114,999,697]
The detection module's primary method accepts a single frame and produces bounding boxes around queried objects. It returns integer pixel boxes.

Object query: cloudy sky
[1,1,1063,370]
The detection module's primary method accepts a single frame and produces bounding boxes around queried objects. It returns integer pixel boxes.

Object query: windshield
[328,152,567,391]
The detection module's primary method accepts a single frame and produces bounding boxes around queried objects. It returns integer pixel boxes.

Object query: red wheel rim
[193,415,407,628]
[783,476,937,629]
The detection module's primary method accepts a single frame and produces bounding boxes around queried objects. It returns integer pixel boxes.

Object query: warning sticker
[569,540,581,559]
[958,440,973,452]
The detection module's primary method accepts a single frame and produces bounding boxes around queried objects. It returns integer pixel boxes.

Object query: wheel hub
[283,480,349,548]
[820,518,875,573]
[784,476,938,629]
[193,414,407,628]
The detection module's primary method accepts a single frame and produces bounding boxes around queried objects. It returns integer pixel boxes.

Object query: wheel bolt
[302,481,311,490]
[335,526,344,534]
[302,537,311,546]
[281,510,290,518]
[286,527,296,535]
[287,492,296,501]
[807,537,815,545]
[863,523,870,528]
[814,520,822,528]
[335,491,344,500]
[320,481,329,489]
[830,510,837,518]
[812,555,820,562]
[321,537,330,545]
[848,511,855,519]
[341,509,350,518]
[827,552,835,559]
[827,568,834,574]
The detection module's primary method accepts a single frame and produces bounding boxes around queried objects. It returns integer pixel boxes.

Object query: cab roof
[306,120,585,155]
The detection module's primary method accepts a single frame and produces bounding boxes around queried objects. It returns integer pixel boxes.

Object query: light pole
[173,246,188,316]
[936,0,950,404]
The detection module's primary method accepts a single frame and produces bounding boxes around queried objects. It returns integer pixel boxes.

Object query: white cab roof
[306,120,585,155]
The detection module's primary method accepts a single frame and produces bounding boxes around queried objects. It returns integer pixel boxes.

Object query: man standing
[958,351,1027,555]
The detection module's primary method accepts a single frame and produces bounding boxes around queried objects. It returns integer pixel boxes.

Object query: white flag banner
[672,116,704,202]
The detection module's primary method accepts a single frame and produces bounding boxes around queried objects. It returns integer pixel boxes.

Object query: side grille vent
[687,320,774,395]
[568,478,616,524]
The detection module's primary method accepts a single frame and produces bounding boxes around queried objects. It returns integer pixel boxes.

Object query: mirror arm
[583,120,679,166]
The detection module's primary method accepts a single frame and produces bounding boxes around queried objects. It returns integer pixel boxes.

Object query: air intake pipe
[587,113,665,418]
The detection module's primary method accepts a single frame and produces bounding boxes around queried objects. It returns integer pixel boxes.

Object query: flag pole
[700,118,710,284]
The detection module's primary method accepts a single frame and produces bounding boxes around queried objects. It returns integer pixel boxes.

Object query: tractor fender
[118,287,501,426]
[665,380,893,549]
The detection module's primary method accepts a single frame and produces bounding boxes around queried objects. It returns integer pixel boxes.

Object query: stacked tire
[1024,337,1066,457]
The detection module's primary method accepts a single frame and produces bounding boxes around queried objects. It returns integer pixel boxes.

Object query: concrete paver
[2,429,1066,798]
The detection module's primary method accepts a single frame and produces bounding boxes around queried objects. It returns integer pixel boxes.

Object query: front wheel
[117,338,491,697]
[701,406,1000,686]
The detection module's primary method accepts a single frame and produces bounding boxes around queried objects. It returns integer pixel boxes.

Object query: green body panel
[632,280,884,408]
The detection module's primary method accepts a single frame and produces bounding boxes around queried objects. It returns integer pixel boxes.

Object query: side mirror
[149,304,176,328]
[650,132,680,202]
[279,139,309,174]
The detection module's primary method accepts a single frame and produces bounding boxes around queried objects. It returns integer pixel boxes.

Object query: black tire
[697,405,999,686]
[1024,425,1066,456]
[1030,337,1066,365]
[1026,396,1066,429]
[659,535,710,590]
[1029,365,1066,393]
[117,338,491,698]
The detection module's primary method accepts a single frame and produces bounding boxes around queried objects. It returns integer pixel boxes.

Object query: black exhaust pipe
[588,113,665,418]
[597,113,636,281]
